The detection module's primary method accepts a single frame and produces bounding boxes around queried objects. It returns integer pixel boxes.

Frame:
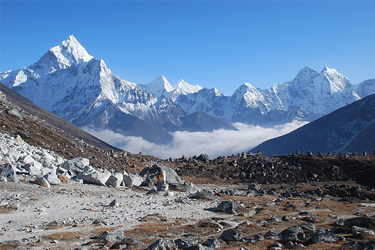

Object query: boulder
[279,226,305,241]
[352,226,375,238]
[342,240,375,250]
[344,217,375,230]
[312,228,345,244]
[106,172,123,188]
[113,237,146,249]
[0,164,18,182]
[8,108,23,120]
[140,164,184,186]
[44,171,62,185]
[248,182,261,191]
[189,190,218,201]
[21,155,35,164]
[219,229,242,242]
[76,166,111,186]
[123,173,143,187]
[214,200,242,214]
[100,230,124,242]
[147,238,177,250]
[22,162,43,176]
[264,230,280,239]
[178,183,198,193]
[184,244,212,250]
[34,176,51,188]
[156,181,169,191]
[61,157,90,176]
[203,238,222,249]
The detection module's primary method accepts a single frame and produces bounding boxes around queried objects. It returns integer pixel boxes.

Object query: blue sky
[1,1,374,95]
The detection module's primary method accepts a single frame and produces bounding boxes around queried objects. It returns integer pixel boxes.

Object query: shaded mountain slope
[251,93,375,156]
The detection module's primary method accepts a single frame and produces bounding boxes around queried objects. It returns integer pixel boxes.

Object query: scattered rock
[344,216,375,230]
[76,166,111,186]
[189,190,218,201]
[352,226,375,238]
[106,172,123,188]
[123,173,143,187]
[279,225,305,241]
[61,157,90,176]
[214,200,242,214]
[219,229,242,242]
[140,164,184,186]
[147,237,178,250]
[248,182,261,191]
[34,176,51,188]
[312,228,345,244]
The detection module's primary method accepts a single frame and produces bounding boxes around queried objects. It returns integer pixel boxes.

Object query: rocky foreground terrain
[1,87,375,250]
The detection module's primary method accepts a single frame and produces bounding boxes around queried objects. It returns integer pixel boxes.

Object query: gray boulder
[178,183,198,193]
[342,240,375,250]
[279,225,305,241]
[77,166,111,186]
[100,230,124,242]
[203,238,222,249]
[147,237,178,250]
[123,173,143,187]
[0,164,18,182]
[106,172,123,188]
[352,226,375,237]
[61,157,90,176]
[248,182,261,191]
[344,217,375,230]
[184,244,212,250]
[219,229,242,242]
[156,181,169,191]
[214,200,242,214]
[44,171,62,185]
[22,162,43,176]
[34,176,51,188]
[140,164,184,186]
[312,228,345,244]
[189,190,218,201]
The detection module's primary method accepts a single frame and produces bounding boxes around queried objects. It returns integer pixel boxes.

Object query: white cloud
[82,120,307,159]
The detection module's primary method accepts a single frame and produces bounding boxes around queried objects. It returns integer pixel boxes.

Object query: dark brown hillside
[0,82,118,151]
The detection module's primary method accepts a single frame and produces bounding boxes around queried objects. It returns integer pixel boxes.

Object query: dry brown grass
[43,231,82,241]
[0,205,17,214]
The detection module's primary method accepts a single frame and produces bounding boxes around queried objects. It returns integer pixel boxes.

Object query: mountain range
[1,35,375,145]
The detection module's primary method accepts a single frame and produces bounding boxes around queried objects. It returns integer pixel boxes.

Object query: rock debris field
[2,133,375,250]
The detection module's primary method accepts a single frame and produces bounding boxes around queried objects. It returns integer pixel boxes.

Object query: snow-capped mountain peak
[320,66,351,92]
[291,67,319,88]
[140,75,174,97]
[173,79,203,94]
[31,35,94,75]
[52,35,93,64]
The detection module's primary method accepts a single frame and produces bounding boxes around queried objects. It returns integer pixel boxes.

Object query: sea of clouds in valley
[83,121,307,159]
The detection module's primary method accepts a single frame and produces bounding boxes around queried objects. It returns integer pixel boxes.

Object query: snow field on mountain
[83,120,307,159]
